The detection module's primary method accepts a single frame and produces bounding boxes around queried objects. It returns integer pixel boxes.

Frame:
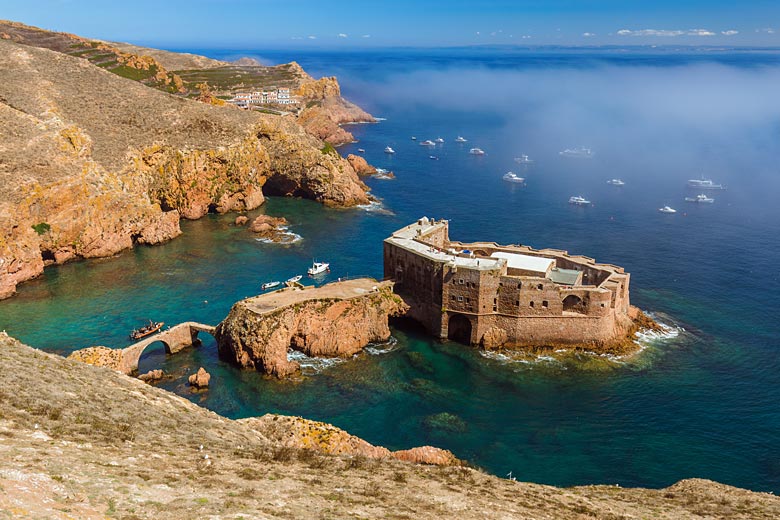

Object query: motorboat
[357,148,365,153]
[469,147,486,155]
[411,136,417,140]
[420,140,436,146]
[568,196,591,206]
[514,154,534,164]
[559,147,594,158]
[687,177,724,190]
[261,281,280,290]
[307,261,330,276]
[658,206,677,213]
[384,146,395,154]
[606,179,625,186]
[286,275,303,284]
[429,155,439,160]
[502,172,525,184]
[129,320,164,340]
[685,194,714,203]
[434,137,445,143]
[455,136,467,143]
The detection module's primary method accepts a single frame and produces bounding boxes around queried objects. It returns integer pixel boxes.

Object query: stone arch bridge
[119,322,215,374]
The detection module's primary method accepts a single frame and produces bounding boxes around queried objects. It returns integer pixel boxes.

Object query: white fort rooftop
[490,251,555,277]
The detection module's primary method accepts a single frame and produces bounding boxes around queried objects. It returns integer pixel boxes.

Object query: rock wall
[296,77,376,146]
[215,281,408,377]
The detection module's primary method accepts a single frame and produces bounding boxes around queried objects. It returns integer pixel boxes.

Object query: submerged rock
[138,369,164,383]
[423,412,468,433]
[234,215,249,226]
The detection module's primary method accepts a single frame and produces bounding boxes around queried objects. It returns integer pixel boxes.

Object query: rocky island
[216,279,408,377]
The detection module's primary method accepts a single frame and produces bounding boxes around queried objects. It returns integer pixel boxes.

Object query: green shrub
[32,222,50,235]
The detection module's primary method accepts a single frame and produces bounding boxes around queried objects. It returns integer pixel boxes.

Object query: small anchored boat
[130,320,164,340]
[469,147,486,155]
[384,146,395,154]
[286,275,303,284]
[514,154,533,164]
[357,148,365,153]
[560,147,593,158]
[420,140,436,146]
[455,136,467,143]
[307,261,330,276]
[569,195,591,206]
[434,137,445,143]
[658,206,677,213]
[607,179,625,186]
[261,281,281,290]
[502,172,525,184]
[687,177,724,190]
[685,194,714,203]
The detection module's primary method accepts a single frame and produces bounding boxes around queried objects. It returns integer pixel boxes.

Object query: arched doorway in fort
[562,294,585,314]
[447,313,472,345]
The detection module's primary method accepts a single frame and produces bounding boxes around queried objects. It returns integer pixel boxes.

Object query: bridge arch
[120,322,216,374]
[447,313,473,345]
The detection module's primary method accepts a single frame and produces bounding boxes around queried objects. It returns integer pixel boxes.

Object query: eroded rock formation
[215,279,408,377]
[188,367,211,388]
[296,76,376,145]
[346,154,377,176]
[242,414,462,466]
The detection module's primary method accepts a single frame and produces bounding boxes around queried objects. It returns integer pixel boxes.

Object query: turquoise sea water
[2,48,780,492]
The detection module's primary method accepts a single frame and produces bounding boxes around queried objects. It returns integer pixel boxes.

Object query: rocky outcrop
[215,279,408,377]
[243,414,461,466]
[247,214,293,243]
[0,33,371,299]
[296,77,376,146]
[480,326,509,350]
[346,154,377,176]
[234,215,249,226]
[67,346,123,371]
[188,367,211,388]
[138,369,164,382]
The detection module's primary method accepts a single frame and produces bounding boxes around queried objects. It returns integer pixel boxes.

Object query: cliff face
[296,77,376,146]
[0,34,371,298]
[2,332,779,519]
[215,280,408,377]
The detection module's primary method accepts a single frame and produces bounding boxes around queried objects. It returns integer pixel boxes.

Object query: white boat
[357,148,365,153]
[658,206,677,214]
[559,147,594,158]
[502,172,525,184]
[411,136,417,140]
[685,194,714,203]
[569,195,591,206]
[469,147,486,155]
[261,281,280,290]
[455,136,467,143]
[434,137,444,143]
[307,262,330,276]
[687,177,724,190]
[429,155,439,160]
[286,275,303,283]
[606,179,625,186]
[384,146,395,154]
[514,154,534,164]
[420,140,436,146]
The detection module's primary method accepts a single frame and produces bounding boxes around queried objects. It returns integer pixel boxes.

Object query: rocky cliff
[2,332,778,519]
[215,279,408,377]
[296,76,376,145]
[0,32,371,298]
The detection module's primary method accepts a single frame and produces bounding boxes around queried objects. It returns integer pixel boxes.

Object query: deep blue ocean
[2,47,780,492]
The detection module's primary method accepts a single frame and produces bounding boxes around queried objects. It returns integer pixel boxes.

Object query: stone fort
[384,217,635,349]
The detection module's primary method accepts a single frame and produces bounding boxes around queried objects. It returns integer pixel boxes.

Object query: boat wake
[372,168,395,180]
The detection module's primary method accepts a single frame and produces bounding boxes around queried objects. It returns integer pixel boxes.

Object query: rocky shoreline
[0,22,379,300]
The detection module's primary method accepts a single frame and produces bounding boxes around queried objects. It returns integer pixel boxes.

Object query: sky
[1,0,779,48]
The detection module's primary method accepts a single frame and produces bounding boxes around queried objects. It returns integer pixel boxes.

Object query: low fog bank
[344,61,780,214]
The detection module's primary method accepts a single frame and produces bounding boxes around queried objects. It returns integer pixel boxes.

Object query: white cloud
[338,33,348,38]
[617,28,716,37]
[291,36,303,40]
[582,32,596,37]
[521,35,531,39]
[721,30,739,36]
[307,35,317,40]
[361,34,371,38]
[756,28,776,34]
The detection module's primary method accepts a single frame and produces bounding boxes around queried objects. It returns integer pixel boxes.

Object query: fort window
[457,296,463,302]
[537,283,544,290]
[529,301,535,308]
[493,306,497,312]
[563,294,586,314]
[515,300,520,306]
[459,279,464,285]
[493,298,497,304]
[542,300,549,308]
[517,283,522,289]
